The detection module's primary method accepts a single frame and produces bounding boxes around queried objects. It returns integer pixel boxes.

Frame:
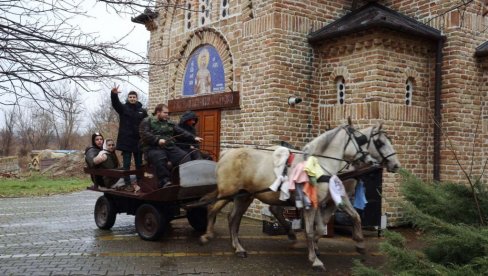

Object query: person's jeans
[146,147,191,188]
[122,151,142,184]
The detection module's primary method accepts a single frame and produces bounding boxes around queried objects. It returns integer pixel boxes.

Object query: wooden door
[195,109,220,161]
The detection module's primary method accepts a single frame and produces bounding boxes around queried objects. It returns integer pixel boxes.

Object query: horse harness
[312,126,370,180]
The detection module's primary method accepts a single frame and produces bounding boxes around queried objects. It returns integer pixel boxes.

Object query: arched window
[185,0,193,31]
[199,0,212,26]
[336,77,345,105]
[221,0,229,19]
[405,78,413,106]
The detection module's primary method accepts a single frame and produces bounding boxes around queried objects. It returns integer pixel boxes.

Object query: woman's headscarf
[103,139,115,151]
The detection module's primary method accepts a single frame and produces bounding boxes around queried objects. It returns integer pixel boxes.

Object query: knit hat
[179,111,198,125]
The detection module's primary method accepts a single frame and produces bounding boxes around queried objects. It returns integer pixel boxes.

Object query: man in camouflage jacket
[139,104,203,188]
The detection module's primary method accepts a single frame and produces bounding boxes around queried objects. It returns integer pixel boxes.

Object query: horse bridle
[309,126,371,180]
[366,128,397,165]
[344,126,370,165]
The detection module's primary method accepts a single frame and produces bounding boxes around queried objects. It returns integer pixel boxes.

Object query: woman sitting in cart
[85,133,134,191]
[85,132,105,187]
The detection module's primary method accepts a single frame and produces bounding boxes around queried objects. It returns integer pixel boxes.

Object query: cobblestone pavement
[0,190,387,275]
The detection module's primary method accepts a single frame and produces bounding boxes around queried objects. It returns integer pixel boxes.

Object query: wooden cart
[84,160,217,241]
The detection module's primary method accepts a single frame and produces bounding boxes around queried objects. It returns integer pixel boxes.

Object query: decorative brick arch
[404,67,419,82]
[171,28,234,95]
[330,66,350,81]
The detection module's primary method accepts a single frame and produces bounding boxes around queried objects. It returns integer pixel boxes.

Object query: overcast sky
[0,2,150,129]
[79,2,150,116]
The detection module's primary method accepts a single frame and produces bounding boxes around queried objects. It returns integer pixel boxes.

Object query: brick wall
[148,0,488,223]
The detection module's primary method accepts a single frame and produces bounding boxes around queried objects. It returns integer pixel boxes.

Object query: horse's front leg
[269,205,297,241]
[303,207,326,271]
[228,195,254,258]
[338,197,366,254]
[313,203,337,254]
[200,198,230,244]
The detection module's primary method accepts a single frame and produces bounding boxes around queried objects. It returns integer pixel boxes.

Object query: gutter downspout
[433,38,444,181]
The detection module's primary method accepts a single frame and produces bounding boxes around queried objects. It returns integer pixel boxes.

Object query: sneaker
[116,185,134,192]
[162,181,172,188]
[133,184,141,193]
[158,178,171,188]
[122,185,135,192]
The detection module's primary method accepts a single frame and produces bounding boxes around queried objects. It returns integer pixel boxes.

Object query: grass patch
[0,174,91,197]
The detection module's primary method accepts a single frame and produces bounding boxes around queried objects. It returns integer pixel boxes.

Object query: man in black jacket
[176,111,202,160]
[111,84,148,186]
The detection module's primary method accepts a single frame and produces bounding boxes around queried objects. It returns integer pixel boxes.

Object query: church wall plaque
[168,91,240,112]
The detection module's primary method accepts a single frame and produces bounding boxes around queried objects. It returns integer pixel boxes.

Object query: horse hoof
[356,245,367,255]
[236,251,247,258]
[312,265,326,272]
[199,236,209,245]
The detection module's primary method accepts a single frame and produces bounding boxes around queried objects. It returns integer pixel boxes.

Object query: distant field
[0,174,90,197]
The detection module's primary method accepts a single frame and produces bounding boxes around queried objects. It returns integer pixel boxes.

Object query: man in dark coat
[177,111,202,160]
[140,104,203,188]
[111,84,148,186]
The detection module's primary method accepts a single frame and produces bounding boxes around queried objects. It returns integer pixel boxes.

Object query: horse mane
[303,125,343,155]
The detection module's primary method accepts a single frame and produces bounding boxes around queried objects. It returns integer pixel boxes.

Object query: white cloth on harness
[329,175,347,206]
[269,146,291,200]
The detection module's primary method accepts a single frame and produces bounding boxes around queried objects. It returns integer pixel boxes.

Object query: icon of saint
[193,48,212,94]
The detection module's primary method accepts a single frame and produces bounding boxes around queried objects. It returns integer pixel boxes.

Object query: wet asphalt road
[0,190,386,275]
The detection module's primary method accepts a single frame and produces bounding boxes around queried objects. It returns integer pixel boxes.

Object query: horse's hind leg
[269,205,297,241]
[200,199,230,244]
[338,197,366,254]
[228,196,254,258]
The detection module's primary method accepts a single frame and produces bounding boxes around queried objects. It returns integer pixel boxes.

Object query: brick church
[136,0,488,223]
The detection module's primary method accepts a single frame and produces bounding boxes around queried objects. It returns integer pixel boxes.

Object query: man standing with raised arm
[111,84,148,188]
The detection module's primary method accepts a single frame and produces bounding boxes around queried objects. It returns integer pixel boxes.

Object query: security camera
[288,96,302,106]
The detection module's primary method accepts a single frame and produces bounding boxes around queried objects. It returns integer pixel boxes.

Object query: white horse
[268,123,400,259]
[316,123,400,247]
[199,125,375,271]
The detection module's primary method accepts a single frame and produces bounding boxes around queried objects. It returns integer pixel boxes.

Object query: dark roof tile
[308,2,442,44]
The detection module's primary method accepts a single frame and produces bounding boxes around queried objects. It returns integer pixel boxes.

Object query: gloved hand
[93,150,108,164]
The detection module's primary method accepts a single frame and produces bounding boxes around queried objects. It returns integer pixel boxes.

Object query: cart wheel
[187,207,208,232]
[135,204,165,241]
[94,196,116,230]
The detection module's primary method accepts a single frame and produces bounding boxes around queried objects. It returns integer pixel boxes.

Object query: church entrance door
[194,109,220,160]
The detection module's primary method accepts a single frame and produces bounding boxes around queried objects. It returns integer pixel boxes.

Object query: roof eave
[308,22,442,44]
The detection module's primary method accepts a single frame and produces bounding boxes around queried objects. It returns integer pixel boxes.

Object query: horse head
[303,125,375,174]
[362,122,401,173]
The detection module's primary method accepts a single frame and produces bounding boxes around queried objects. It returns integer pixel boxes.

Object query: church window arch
[336,76,346,105]
[405,78,414,106]
[199,0,212,26]
[185,1,193,31]
[221,0,229,19]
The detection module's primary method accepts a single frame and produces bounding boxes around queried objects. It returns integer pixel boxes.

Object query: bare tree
[0,108,16,156]
[87,94,120,141]
[15,106,54,154]
[0,0,183,111]
[49,83,84,149]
